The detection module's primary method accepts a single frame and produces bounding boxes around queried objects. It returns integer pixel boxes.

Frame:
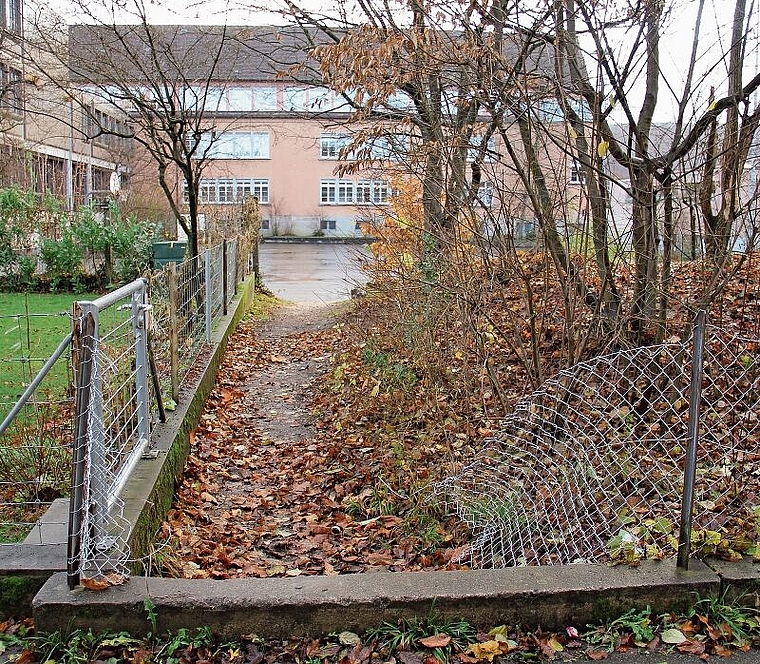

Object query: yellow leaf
[370,382,380,397]
[568,125,578,139]
[467,640,502,661]
[709,100,717,111]
[548,636,564,652]
[597,139,609,158]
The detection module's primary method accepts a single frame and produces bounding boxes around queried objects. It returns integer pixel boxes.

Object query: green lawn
[0,292,97,420]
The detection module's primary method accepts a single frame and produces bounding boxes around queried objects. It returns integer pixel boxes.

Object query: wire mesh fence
[0,236,251,586]
[68,280,150,583]
[0,307,74,545]
[439,315,760,568]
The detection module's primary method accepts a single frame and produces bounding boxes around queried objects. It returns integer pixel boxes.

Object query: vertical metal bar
[68,309,94,589]
[232,239,238,295]
[84,301,106,555]
[677,309,707,570]
[204,248,212,342]
[222,240,228,316]
[147,334,166,423]
[168,263,179,403]
[133,284,150,446]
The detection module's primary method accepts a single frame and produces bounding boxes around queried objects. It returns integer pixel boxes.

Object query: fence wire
[439,324,760,567]
[207,244,225,325]
[0,310,73,545]
[176,256,209,385]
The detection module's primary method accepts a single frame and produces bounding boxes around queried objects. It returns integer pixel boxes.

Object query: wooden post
[168,263,180,404]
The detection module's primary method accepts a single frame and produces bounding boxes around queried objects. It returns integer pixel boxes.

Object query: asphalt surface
[259,241,369,302]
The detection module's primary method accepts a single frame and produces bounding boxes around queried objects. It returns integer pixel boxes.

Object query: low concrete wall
[0,275,255,618]
[123,274,256,567]
[34,561,720,639]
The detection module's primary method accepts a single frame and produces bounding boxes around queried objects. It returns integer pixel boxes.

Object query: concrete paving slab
[22,498,68,545]
[34,560,719,640]
[703,556,760,606]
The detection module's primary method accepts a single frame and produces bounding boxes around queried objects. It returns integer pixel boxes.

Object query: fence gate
[67,278,152,588]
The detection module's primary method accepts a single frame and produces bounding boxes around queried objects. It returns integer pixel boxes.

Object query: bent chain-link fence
[438,318,760,568]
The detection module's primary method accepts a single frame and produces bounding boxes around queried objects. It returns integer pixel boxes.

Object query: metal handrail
[0,332,73,437]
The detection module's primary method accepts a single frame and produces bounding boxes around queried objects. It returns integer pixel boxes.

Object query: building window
[198,131,270,159]
[337,180,354,204]
[321,180,336,204]
[3,0,21,33]
[0,65,21,113]
[251,179,269,203]
[253,87,277,111]
[569,160,585,184]
[320,179,390,205]
[225,87,253,112]
[187,178,269,204]
[261,219,270,230]
[467,135,497,163]
[320,134,351,159]
[284,87,307,111]
[309,87,336,111]
[477,182,494,206]
[216,179,234,203]
[320,219,336,230]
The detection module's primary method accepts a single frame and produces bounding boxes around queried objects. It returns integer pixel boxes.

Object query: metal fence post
[222,240,228,316]
[204,248,212,342]
[231,238,238,296]
[68,307,94,589]
[168,263,180,404]
[677,309,707,570]
[132,282,150,447]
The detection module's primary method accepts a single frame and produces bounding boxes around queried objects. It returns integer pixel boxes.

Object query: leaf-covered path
[159,300,463,579]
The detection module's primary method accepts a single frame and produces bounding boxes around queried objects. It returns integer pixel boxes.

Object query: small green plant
[367,614,476,662]
[158,625,214,663]
[33,628,139,664]
[144,596,158,640]
[583,606,655,650]
[361,342,418,393]
[690,590,760,647]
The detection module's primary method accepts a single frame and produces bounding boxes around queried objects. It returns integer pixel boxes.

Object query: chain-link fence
[0,236,251,586]
[67,238,247,586]
[439,313,760,568]
[0,308,74,545]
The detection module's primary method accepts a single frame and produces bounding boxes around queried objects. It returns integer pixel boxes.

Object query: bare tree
[261,0,760,352]
[27,0,242,256]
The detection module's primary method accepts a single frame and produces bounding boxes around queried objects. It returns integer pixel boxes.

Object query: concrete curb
[262,237,372,244]
[34,560,723,639]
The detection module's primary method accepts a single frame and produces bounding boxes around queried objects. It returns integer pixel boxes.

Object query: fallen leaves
[80,573,128,591]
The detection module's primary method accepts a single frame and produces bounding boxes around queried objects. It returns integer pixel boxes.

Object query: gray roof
[68,24,325,84]
[67,23,558,87]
